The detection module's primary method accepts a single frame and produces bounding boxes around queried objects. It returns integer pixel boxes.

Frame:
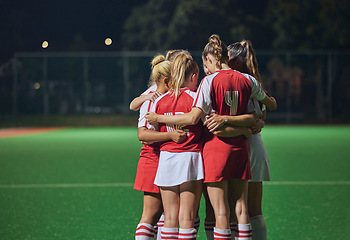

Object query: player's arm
[138,127,186,143]
[130,92,162,111]
[260,95,277,110]
[145,107,203,126]
[204,113,258,132]
[212,125,252,139]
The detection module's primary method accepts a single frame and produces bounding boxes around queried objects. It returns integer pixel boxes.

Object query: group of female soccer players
[131,34,277,240]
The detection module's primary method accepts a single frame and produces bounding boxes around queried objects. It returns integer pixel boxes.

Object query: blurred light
[94,107,101,113]
[42,41,49,48]
[105,38,112,46]
[33,82,41,90]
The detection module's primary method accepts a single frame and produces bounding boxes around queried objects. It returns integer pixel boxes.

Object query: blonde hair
[202,34,228,69]
[149,55,171,86]
[227,40,262,86]
[170,53,199,98]
[166,49,192,62]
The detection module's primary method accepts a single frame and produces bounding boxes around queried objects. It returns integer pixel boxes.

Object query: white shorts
[154,151,204,187]
[248,133,271,182]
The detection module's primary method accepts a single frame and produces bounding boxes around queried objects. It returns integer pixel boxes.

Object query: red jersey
[194,69,266,145]
[151,88,203,153]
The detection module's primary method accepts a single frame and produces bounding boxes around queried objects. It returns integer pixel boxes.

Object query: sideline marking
[0,181,349,189]
[0,127,67,138]
[265,181,350,185]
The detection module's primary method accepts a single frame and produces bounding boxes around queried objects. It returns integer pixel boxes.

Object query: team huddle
[131,34,277,240]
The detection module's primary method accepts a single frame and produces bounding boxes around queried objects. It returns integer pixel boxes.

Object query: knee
[235,202,248,218]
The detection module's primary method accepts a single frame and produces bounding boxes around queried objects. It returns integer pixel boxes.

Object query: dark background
[1,0,350,126]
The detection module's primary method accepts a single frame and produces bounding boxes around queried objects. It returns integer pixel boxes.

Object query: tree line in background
[122,0,350,51]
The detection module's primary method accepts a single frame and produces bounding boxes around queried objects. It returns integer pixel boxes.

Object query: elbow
[270,102,277,110]
[138,130,145,141]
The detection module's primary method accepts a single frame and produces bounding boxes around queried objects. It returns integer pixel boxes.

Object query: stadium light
[105,38,112,46]
[42,41,49,49]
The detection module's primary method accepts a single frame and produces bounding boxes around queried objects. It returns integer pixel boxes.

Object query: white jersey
[138,99,157,131]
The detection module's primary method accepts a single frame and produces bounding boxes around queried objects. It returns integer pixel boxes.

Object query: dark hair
[227,40,262,85]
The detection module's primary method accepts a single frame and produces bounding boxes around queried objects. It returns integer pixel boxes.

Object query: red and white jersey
[140,84,157,96]
[151,88,203,153]
[138,90,159,153]
[193,69,266,116]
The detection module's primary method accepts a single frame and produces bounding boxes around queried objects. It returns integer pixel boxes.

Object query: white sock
[250,215,267,240]
[235,224,252,240]
[230,222,237,239]
[194,216,200,232]
[156,214,165,240]
[214,227,231,240]
[178,228,197,240]
[153,224,158,240]
[135,223,156,240]
[161,227,178,240]
[204,220,215,240]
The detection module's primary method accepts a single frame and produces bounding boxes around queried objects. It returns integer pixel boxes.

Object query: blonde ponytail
[170,53,199,98]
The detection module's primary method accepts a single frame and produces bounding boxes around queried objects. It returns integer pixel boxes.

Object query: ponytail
[170,53,199,98]
[228,40,263,88]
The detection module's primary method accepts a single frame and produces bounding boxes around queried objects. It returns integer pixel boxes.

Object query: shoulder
[141,84,157,95]
[183,88,197,99]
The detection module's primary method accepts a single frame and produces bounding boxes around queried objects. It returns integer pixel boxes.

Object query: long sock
[194,216,200,232]
[135,223,156,240]
[204,220,215,240]
[250,215,267,240]
[178,228,197,240]
[214,227,231,240]
[153,224,158,240]
[235,224,252,240]
[230,222,237,240]
[156,214,165,240]
[161,227,178,240]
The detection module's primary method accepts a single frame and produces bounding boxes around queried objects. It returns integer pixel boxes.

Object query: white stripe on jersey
[193,72,219,115]
[238,71,266,101]
[138,100,156,130]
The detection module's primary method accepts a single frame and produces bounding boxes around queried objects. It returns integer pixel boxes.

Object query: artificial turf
[0,126,349,239]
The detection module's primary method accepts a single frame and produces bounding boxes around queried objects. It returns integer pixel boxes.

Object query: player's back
[154,88,203,152]
[210,69,252,116]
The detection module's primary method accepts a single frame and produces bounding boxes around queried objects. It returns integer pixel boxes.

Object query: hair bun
[152,55,166,67]
[209,34,221,45]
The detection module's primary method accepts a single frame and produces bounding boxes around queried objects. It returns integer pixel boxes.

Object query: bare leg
[206,180,230,229]
[160,186,180,228]
[229,179,249,224]
[179,180,202,229]
[247,182,263,217]
[139,192,163,225]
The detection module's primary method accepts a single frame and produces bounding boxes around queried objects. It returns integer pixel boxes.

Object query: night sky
[0,0,148,63]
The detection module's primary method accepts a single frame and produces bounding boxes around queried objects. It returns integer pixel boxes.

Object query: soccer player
[134,55,187,240]
[151,53,204,240]
[204,40,275,240]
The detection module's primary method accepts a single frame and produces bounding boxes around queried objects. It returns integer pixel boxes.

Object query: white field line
[0,181,349,189]
[264,181,350,185]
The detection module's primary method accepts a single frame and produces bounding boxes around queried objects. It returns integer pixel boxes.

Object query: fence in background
[1,50,350,126]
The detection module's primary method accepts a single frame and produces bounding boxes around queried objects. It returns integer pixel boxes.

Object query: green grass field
[0,126,349,239]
